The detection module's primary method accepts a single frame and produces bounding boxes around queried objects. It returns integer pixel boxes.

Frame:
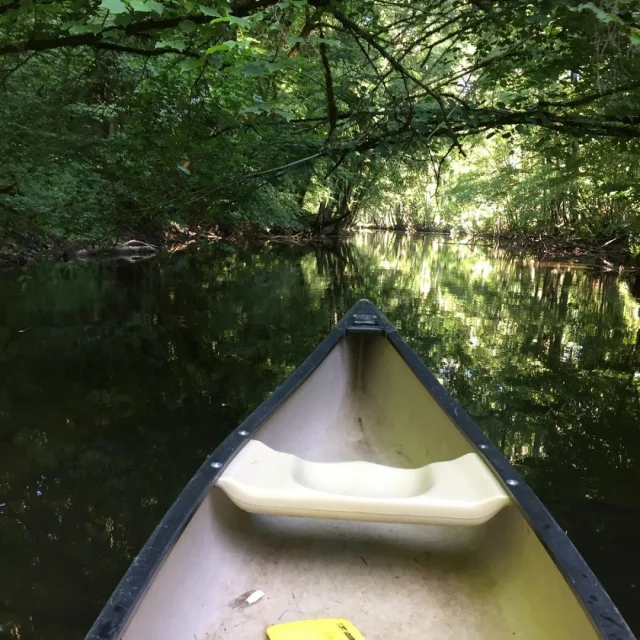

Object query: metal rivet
[211,462,222,469]
[479,444,489,450]
[238,430,249,437]
[506,479,519,487]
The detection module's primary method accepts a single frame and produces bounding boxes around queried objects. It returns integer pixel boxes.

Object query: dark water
[2,232,640,639]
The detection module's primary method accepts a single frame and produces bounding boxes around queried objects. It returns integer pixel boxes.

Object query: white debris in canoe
[229,589,264,609]
[246,590,264,605]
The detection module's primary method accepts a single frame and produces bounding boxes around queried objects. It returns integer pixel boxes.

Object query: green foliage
[1,0,640,246]
[430,133,640,240]
[229,183,304,232]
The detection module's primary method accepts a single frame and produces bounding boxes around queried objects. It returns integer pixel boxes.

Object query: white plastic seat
[216,441,510,526]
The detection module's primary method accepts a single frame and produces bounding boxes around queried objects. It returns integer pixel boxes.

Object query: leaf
[239,104,266,115]
[100,0,127,13]
[210,14,252,28]
[200,5,220,16]
[102,28,126,40]
[179,20,197,33]
[156,37,187,51]
[145,0,164,12]
[631,29,640,47]
[128,0,148,11]
[179,58,205,71]
[68,22,104,34]
[263,61,284,73]
[205,42,232,54]
[274,108,294,122]
[114,12,132,25]
[128,0,164,13]
[242,61,264,76]
[208,54,223,69]
[227,14,252,28]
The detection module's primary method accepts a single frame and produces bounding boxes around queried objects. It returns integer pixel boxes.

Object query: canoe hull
[87,300,633,640]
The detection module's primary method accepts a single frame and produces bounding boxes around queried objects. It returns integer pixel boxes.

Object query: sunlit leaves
[95,0,164,18]
[128,0,164,14]
[100,0,127,13]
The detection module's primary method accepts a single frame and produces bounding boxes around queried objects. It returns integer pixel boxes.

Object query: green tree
[1,0,640,247]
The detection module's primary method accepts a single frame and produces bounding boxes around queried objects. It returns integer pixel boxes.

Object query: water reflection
[1,232,639,638]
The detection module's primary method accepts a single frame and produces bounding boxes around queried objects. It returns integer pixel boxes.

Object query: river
[1,231,639,638]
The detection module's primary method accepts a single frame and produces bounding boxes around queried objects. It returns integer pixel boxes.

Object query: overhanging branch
[0,0,279,57]
[95,42,200,57]
[332,8,466,157]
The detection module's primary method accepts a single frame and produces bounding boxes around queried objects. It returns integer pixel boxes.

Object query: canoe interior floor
[198,493,511,640]
[121,336,600,640]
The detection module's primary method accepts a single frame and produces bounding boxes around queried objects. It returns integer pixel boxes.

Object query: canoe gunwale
[86,299,633,640]
[383,313,632,640]
[86,325,344,639]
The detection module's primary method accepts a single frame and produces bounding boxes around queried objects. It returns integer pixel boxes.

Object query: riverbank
[357,226,636,271]
[0,223,317,268]
[1,226,636,272]
[494,234,634,272]
[0,232,76,267]
[0,224,219,268]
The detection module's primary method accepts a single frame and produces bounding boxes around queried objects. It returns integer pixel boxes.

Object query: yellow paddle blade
[267,618,365,640]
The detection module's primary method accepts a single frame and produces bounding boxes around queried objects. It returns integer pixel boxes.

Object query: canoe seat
[216,441,510,526]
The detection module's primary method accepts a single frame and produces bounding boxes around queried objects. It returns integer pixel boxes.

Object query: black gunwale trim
[87,299,633,640]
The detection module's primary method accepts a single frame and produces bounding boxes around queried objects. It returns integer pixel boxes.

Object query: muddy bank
[0,223,222,268]
[0,233,77,268]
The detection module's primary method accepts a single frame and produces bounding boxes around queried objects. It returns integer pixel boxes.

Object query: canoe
[88,300,633,640]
